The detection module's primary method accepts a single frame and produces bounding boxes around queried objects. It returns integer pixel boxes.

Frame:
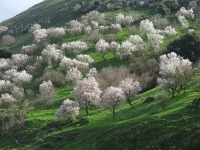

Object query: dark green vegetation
[1,0,200,150]
[0,47,12,58]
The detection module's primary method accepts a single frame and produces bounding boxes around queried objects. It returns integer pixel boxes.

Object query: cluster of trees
[0,3,199,135]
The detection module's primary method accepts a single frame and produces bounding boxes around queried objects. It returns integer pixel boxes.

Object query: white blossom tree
[110,23,122,35]
[119,78,142,108]
[0,58,11,72]
[33,28,48,44]
[0,26,8,34]
[38,80,56,106]
[13,70,33,88]
[86,68,97,78]
[61,41,88,55]
[116,13,134,27]
[11,54,29,69]
[1,35,16,47]
[0,80,14,94]
[66,20,84,38]
[55,99,80,122]
[47,27,66,43]
[157,52,192,97]
[81,10,105,26]
[66,67,82,85]
[139,19,155,34]
[175,7,194,18]
[178,15,188,29]
[117,41,134,60]
[98,86,126,120]
[76,54,94,64]
[109,41,120,59]
[0,93,16,106]
[164,26,177,36]
[21,44,36,55]
[147,33,164,51]
[96,39,109,61]
[42,44,64,68]
[72,77,102,116]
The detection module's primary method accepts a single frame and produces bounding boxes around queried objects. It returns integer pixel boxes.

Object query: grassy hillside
[1,0,200,150]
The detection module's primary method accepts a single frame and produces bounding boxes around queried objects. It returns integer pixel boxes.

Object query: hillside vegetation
[0,0,200,150]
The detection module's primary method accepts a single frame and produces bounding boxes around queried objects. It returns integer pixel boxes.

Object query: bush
[144,97,155,103]
[0,47,12,58]
[187,98,200,109]
[167,33,200,62]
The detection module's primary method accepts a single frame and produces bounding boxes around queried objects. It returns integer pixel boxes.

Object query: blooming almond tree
[139,19,155,34]
[12,70,32,88]
[11,54,29,69]
[116,13,134,27]
[147,33,164,51]
[55,99,80,122]
[0,93,16,106]
[38,80,56,106]
[175,7,194,18]
[157,52,192,97]
[21,44,36,55]
[117,41,134,60]
[96,39,109,61]
[109,41,120,59]
[66,20,84,38]
[178,16,188,29]
[119,78,142,108]
[98,86,126,120]
[66,67,82,85]
[164,26,177,36]
[72,77,102,116]
[76,54,94,64]
[47,27,66,43]
[42,44,64,68]
[61,41,88,55]
[33,28,48,44]
[0,26,8,34]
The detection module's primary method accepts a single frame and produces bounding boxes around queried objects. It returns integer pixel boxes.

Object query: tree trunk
[102,54,106,61]
[85,105,89,116]
[112,110,115,121]
[128,99,133,109]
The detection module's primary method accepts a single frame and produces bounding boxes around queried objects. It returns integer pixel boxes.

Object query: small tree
[72,77,102,116]
[96,39,109,61]
[47,27,66,43]
[119,78,142,108]
[36,80,56,107]
[0,47,12,58]
[1,35,15,47]
[98,86,126,120]
[55,99,80,122]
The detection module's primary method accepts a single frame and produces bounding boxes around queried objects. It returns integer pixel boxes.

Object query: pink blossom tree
[55,99,80,122]
[119,78,142,108]
[72,77,102,116]
[98,86,126,120]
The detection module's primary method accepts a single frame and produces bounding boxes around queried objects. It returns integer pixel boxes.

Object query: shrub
[0,47,12,58]
[144,97,155,103]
